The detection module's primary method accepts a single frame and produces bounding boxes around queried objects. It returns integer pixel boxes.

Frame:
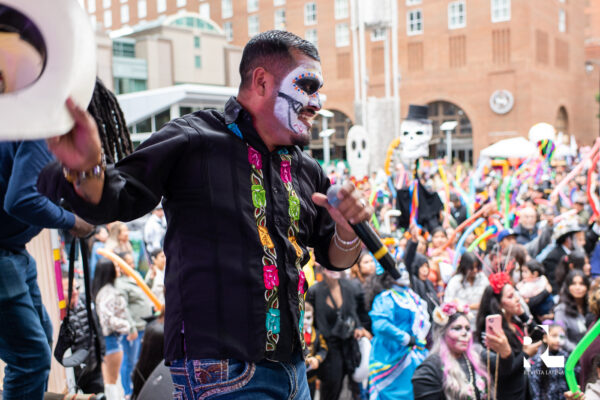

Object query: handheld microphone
[327,185,400,279]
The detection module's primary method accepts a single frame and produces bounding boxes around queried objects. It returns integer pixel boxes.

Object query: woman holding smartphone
[474,272,541,400]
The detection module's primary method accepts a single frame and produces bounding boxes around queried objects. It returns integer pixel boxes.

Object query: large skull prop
[346,125,370,179]
[400,119,432,163]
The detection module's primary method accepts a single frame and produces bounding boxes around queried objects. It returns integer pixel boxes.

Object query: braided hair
[87,78,133,163]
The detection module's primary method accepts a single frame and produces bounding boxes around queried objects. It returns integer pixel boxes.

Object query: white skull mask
[400,119,432,162]
[346,125,370,179]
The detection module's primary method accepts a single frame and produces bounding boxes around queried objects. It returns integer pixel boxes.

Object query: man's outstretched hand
[47,98,102,172]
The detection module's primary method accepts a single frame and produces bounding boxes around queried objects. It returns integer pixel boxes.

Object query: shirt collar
[223,96,296,156]
[562,245,571,255]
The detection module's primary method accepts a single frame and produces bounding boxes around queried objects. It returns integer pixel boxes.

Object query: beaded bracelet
[333,232,361,252]
[334,225,360,246]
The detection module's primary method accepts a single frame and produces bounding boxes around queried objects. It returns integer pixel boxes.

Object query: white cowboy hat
[0,0,96,140]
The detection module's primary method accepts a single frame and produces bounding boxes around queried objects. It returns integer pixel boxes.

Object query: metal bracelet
[334,225,359,246]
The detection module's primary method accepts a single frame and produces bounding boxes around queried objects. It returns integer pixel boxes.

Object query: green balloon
[565,319,600,393]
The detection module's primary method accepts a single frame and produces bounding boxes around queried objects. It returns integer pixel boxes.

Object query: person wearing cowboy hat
[542,216,600,294]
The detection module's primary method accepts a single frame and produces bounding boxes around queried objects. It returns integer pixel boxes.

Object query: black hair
[131,320,165,399]
[150,248,164,261]
[0,6,46,61]
[91,258,117,300]
[555,249,586,290]
[524,259,545,277]
[87,78,133,164]
[364,272,397,310]
[559,269,590,317]
[238,30,320,89]
[430,226,447,238]
[456,252,481,282]
[475,285,522,351]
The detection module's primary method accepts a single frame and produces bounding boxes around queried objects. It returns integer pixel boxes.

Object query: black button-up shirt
[40,97,336,363]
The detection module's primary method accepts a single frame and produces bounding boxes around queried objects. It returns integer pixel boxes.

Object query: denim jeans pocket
[171,358,255,400]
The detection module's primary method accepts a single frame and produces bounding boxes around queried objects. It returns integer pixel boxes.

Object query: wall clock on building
[489,90,514,115]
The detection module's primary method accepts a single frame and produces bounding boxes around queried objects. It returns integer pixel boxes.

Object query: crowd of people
[302,153,600,400]
[3,26,600,400]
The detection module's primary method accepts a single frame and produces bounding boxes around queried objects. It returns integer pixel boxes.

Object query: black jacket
[39,97,336,363]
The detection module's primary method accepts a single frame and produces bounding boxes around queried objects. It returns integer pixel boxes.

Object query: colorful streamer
[452,217,485,268]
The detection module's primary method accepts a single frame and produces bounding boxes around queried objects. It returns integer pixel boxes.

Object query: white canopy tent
[480,136,537,158]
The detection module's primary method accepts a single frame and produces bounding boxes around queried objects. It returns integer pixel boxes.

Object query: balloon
[467,226,498,252]
[551,138,600,201]
[97,248,163,311]
[565,319,600,394]
[452,218,485,269]
[587,151,600,218]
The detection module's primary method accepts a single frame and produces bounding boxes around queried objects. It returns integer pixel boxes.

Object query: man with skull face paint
[43,30,372,398]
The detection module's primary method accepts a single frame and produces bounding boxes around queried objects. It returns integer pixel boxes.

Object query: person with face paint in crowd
[365,263,431,399]
[412,301,488,400]
[40,30,372,398]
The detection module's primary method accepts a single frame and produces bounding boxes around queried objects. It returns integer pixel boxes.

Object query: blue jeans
[121,329,144,395]
[0,248,53,400]
[169,351,309,399]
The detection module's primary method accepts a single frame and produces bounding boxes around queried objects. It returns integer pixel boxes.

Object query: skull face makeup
[273,65,323,140]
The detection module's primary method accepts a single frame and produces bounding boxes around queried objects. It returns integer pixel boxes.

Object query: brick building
[85,0,598,166]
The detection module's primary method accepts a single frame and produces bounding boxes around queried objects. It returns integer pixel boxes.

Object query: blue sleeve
[369,292,411,344]
[4,141,75,230]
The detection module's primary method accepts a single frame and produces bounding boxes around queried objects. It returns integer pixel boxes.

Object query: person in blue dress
[365,262,430,400]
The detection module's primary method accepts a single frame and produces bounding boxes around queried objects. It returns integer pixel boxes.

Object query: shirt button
[273,188,278,194]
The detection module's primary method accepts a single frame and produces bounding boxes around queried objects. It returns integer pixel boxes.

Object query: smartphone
[486,314,502,336]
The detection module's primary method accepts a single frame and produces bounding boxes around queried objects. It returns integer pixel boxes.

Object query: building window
[448,1,466,29]
[90,16,98,30]
[335,23,350,47]
[177,0,186,7]
[88,0,96,13]
[194,36,201,48]
[224,21,233,41]
[491,0,510,22]
[335,0,348,19]
[558,9,566,32]
[304,3,317,26]
[199,3,210,18]
[120,4,129,23]
[248,0,258,13]
[104,9,112,27]
[305,28,318,47]
[371,27,386,41]
[406,0,421,5]
[274,9,286,30]
[195,55,202,68]
[222,0,233,18]
[157,0,166,13]
[103,0,110,8]
[114,78,147,95]
[407,9,423,35]
[113,40,136,57]
[137,0,146,18]
[248,15,260,37]
[274,0,285,5]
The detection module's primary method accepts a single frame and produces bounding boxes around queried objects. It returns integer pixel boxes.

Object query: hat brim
[0,0,96,140]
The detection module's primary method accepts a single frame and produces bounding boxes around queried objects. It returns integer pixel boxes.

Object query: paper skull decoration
[346,125,370,179]
[400,105,432,163]
[0,0,96,140]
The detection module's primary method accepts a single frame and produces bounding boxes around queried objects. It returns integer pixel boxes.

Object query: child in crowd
[517,260,554,320]
[303,302,328,399]
[529,322,576,400]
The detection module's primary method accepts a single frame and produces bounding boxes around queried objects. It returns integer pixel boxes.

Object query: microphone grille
[326,184,342,208]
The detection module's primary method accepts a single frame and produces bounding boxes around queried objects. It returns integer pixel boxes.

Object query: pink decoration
[263,265,279,289]
[281,160,292,183]
[248,147,262,169]
[298,270,306,294]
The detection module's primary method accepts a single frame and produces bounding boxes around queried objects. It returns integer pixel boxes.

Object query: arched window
[426,100,473,163]
[309,110,353,162]
[555,106,568,135]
